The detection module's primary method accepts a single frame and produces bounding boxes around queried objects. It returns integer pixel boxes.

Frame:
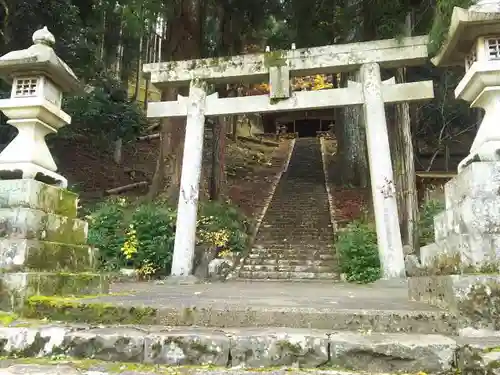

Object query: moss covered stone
[22,295,158,325]
[24,241,96,272]
[0,180,78,218]
[263,50,286,68]
[0,208,87,245]
[0,272,110,312]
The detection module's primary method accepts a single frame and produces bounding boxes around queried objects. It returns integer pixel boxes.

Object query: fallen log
[105,181,149,195]
[238,135,279,147]
[145,122,160,132]
[137,133,160,141]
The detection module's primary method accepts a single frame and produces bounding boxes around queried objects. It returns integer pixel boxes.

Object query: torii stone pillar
[361,63,405,279]
[170,79,208,278]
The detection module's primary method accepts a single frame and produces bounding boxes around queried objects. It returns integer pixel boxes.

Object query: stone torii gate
[143,36,434,281]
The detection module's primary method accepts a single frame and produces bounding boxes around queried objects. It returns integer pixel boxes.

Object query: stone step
[240,264,336,273]
[0,207,87,245]
[238,270,339,280]
[0,324,463,374]
[255,242,334,248]
[250,247,335,255]
[243,258,336,267]
[0,272,109,311]
[0,179,78,218]
[0,239,96,272]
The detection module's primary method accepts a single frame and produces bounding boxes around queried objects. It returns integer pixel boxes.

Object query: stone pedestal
[408,162,500,330]
[0,179,109,311]
[429,162,500,268]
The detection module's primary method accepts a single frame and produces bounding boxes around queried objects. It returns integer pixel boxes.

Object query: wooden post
[170,79,207,278]
[360,62,405,280]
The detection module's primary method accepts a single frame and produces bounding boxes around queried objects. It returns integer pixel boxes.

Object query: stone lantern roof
[0,27,79,92]
[432,2,500,67]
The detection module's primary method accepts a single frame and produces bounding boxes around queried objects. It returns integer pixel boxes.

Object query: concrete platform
[73,280,457,334]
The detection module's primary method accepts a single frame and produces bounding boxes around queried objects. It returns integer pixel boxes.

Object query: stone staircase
[239,137,339,280]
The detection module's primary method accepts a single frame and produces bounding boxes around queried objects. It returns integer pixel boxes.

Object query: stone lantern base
[0,179,109,311]
[408,162,500,331]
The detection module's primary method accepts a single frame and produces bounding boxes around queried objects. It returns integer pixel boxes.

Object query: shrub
[86,197,127,271]
[87,198,249,278]
[418,199,445,246]
[336,220,381,284]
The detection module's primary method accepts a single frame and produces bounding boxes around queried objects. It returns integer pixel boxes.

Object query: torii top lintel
[143,36,429,88]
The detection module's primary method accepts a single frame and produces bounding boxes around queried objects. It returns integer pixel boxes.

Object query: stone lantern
[0,26,79,188]
[432,0,500,171]
[408,1,500,331]
[0,28,108,312]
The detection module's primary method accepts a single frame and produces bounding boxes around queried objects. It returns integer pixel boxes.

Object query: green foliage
[86,198,127,271]
[199,200,250,254]
[429,0,474,55]
[418,199,445,246]
[336,221,381,284]
[87,198,249,277]
[63,74,146,141]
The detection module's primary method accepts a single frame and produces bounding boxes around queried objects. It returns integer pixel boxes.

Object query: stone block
[0,272,110,311]
[0,325,71,357]
[0,239,96,272]
[0,207,87,244]
[63,327,145,362]
[0,179,77,217]
[444,162,500,209]
[434,196,500,241]
[144,328,230,366]
[457,337,500,375]
[228,328,329,368]
[408,274,500,330]
[329,331,456,374]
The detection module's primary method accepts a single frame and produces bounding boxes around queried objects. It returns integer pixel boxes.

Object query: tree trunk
[146,0,203,203]
[113,5,125,164]
[337,0,369,188]
[210,85,232,201]
[339,72,369,187]
[210,117,226,200]
[133,4,145,102]
[393,12,419,254]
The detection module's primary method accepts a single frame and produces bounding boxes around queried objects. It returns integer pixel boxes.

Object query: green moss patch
[0,180,78,218]
[24,241,96,272]
[42,214,87,245]
[0,311,18,326]
[26,272,109,297]
[22,295,158,325]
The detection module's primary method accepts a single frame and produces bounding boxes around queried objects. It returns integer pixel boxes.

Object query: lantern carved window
[13,77,39,97]
[486,37,500,60]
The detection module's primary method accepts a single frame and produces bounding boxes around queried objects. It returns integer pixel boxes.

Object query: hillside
[49,132,291,221]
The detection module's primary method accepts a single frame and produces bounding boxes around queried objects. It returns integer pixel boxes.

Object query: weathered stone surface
[0,207,87,245]
[0,180,78,218]
[0,325,460,372]
[0,364,81,375]
[329,332,456,373]
[0,362,417,375]
[417,163,500,278]
[408,274,500,330]
[144,328,230,366]
[0,272,110,311]
[0,239,95,272]
[0,326,69,356]
[457,337,500,375]
[208,258,233,281]
[63,327,145,362]
[229,328,329,368]
[443,162,500,210]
